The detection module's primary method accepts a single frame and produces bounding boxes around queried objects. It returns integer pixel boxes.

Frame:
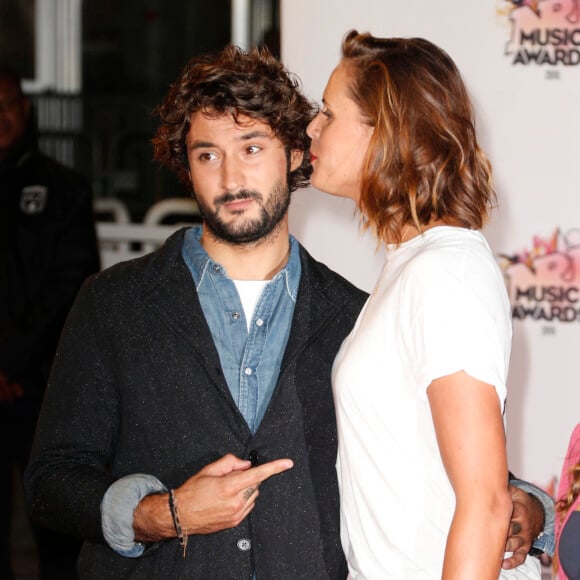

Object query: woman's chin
[311,178,338,197]
[313,183,355,201]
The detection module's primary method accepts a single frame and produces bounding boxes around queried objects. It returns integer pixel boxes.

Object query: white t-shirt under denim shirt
[333,226,540,579]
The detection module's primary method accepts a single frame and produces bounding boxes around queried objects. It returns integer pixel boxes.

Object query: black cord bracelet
[168,489,188,557]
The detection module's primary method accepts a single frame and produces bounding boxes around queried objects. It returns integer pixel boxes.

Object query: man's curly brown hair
[152,44,314,192]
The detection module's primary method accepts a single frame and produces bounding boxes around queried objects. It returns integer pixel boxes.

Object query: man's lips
[223,198,254,211]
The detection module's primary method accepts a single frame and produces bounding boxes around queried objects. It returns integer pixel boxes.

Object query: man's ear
[289,149,304,172]
[22,96,31,119]
[187,171,197,197]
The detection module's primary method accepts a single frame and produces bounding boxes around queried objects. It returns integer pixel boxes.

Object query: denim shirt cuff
[100,473,167,558]
[510,477,556,556]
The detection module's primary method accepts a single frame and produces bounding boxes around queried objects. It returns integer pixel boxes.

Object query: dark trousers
[1,414,82,580]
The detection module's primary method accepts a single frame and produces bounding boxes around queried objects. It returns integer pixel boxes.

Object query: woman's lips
[310,153,318,162]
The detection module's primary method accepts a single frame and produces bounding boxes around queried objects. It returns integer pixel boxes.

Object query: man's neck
[200,220,291,281]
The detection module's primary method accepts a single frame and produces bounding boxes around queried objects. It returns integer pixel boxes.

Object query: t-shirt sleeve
[407,257,511,408]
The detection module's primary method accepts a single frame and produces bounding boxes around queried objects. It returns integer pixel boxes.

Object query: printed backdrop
[282,0,580,492]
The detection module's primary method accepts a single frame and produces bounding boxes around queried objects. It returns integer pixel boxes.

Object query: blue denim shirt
[182,225,301,433]
[101,225,301,557]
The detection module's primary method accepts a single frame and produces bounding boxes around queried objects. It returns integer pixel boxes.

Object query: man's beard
[194,179,291,244]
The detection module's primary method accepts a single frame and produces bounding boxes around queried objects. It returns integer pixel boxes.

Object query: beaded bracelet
[168,489,188,557]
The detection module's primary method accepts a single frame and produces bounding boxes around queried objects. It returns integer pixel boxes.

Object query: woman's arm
[428,370,513,579]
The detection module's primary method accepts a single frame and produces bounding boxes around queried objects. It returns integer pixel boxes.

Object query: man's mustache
[214,190,263,207]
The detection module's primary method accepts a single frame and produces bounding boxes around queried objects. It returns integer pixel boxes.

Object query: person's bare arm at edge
[428,371,513,579]
[133,454,293,542]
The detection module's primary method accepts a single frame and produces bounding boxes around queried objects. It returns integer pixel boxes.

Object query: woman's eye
[321,108,332,119]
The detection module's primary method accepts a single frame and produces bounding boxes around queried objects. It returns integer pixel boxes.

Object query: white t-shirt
[333,226,517,579]
[234,279,268,331]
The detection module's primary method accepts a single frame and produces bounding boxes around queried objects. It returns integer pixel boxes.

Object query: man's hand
[502,484,545,570]
[0,372,23,402]
[174,453,294,534]
[133,453,293,542]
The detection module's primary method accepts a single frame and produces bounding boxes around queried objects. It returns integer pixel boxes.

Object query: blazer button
[237,538,251,551]
[248,450,258,466]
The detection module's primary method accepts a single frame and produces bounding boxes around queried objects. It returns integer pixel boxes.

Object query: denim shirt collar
[182,224,300,299]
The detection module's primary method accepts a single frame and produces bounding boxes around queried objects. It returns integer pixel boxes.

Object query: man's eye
[321,108,332,119]
[198,152,216,162]
[246,145,261,155]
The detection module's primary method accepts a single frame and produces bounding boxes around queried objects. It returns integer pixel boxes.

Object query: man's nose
[220,155,245,193]
[0,98,18,116]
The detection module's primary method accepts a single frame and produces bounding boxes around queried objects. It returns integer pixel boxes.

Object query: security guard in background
[0,65,100,580]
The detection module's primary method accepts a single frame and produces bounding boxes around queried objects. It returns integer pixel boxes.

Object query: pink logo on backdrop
[499,228,580,322]
[498,0,580,65]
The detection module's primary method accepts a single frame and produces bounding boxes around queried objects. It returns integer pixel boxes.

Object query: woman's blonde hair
[556,461,580,519]
[553,460,580,574]
[342,30,496,244]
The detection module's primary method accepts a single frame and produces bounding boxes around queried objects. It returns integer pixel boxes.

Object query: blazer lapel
[138,229,237,408]
[280,246,343,371]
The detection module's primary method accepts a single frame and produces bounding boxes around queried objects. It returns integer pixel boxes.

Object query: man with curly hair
[24,45,366,579]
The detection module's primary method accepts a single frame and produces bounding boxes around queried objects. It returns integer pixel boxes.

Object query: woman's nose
[306,114,321,139]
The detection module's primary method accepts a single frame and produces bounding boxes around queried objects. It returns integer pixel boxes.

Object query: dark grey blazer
[25,228,368,579]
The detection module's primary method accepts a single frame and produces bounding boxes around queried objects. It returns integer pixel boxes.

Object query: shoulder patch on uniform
[20,185,48,214]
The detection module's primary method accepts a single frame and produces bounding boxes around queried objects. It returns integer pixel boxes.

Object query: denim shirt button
[212,264,221,273]
[244,367,252,376]
[232,311,240,320]
[255,318,264,327]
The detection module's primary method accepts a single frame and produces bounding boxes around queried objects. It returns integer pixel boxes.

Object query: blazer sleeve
[24,277,118,543]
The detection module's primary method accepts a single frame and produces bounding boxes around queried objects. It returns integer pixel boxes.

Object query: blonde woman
[555,423,580,579]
